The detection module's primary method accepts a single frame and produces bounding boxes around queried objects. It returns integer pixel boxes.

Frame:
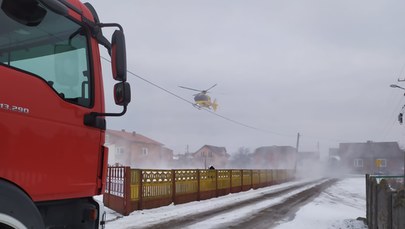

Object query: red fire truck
[0,0,130,228]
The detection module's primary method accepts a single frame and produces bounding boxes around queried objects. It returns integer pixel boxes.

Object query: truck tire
[0,180,45,229]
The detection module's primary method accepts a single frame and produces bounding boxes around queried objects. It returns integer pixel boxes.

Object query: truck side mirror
[114,82,131,106]
[111,30,127,82]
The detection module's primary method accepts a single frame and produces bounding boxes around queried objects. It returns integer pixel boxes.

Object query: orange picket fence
[103,167,295,216]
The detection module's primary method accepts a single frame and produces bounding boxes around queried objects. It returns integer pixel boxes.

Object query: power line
[200,106,295,137]
[101,56,195,107]
[101,56,295,138]
[101,57,358,144]
[101,57,357,144]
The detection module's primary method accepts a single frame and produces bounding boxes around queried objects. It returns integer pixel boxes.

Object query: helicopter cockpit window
[0,0,92,107]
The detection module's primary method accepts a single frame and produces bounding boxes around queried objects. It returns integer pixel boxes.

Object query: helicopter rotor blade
[205,84,217,92]
[178,86,202,92]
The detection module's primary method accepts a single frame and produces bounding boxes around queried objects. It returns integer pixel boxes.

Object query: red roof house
[106,129,173,168]
[191,145,230,169]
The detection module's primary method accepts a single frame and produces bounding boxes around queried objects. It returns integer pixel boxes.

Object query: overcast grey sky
[86,0,405,156]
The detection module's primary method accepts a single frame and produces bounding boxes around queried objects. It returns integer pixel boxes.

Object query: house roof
[107,129,164,146]
[338,141,403,158]
[194,145,230,157]
[253,146,296,155]
[298,151,320,160]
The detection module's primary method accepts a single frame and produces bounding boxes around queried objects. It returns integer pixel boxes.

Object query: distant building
[296,151,320,170]
[252,146,296,169]
[337,141,404,175]
[192,145,230,169]
[328,148,339,159]
[106,129,173,168]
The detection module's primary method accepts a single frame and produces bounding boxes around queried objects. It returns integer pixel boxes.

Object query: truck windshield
[0,1,92,107]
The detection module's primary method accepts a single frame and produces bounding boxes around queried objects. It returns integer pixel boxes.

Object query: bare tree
[229,147,252,169]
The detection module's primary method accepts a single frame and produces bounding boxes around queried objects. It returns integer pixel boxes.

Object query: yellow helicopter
[179,84,219,111]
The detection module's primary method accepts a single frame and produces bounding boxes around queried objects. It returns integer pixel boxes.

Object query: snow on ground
[101,176,368,229]
[103,179,318,229]
[189,180,328,229]
[275,176,367,229]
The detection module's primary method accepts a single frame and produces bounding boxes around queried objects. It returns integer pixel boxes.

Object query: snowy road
[224,179,337,229]
[104,176,369,229]
[140,179,336,229]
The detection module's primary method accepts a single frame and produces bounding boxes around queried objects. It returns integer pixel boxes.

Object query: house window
[142,147,149,156]
[376,159,387,168]
[116,147,124,154]
[354,159,363,168]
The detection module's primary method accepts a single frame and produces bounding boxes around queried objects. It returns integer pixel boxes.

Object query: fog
[86,0,405,165]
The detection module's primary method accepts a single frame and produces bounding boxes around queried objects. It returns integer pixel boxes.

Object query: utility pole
[388,84,405,183]
[295,132,300,172]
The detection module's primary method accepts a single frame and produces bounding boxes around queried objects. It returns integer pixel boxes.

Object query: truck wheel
[0,180,44,229]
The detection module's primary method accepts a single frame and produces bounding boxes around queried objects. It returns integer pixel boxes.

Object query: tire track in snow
[139,178,331,229]
[218,179,338,229]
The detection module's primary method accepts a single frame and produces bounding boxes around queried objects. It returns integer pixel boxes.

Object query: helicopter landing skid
[193,103,202,109]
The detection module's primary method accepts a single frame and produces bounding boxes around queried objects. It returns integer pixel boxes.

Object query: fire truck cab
[0,0,130,228]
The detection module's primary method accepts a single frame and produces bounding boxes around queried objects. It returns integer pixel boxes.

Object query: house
[192,145,230,169]
[252,146,296,169]
[337,141,404,175]
[105,129,173,168]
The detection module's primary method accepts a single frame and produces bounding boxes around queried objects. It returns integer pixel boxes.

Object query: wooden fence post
[197,169,201,201]
[392,190,405,229]
[240,170,243,191]
[365,174,370,228]
[105,166,112,206]
[123,167,131,216]
[372,178,378,229]
[215,170,219,197]
[250,170,253,190]
[377,180,392,229]
[138,169,143,210]
[172,170,176,204]
[229,170,232,193]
